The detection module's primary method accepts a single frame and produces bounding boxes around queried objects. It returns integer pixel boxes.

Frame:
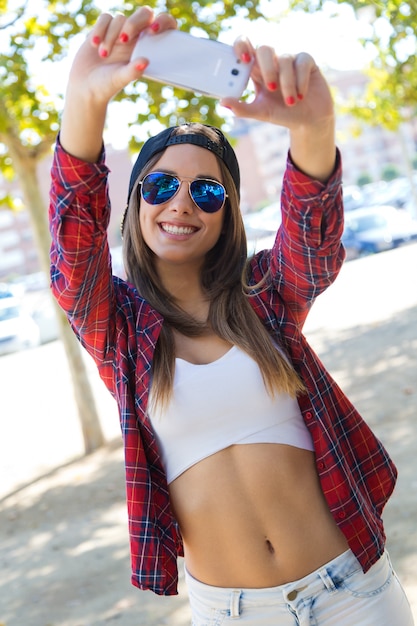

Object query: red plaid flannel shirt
[49,139,397,596]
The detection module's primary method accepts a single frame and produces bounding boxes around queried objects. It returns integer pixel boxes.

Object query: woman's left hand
[221,41,336,181]
[221,41,333,131]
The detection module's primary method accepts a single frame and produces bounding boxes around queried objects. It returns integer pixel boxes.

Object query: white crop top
[148,345,313,484]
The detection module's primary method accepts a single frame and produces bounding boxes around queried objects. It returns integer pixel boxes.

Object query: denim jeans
[185,550,414,626]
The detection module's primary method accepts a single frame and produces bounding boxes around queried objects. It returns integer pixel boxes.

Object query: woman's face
[139,144,226,274]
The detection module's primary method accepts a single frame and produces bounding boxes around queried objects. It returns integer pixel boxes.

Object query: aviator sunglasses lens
[141,172,225,213]
[141,172,179,205]
[190,179,225,213]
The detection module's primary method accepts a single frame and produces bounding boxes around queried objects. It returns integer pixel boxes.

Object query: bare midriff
[168,443,349,588]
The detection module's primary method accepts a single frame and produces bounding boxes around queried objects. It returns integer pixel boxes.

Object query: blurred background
[1,0,417,624]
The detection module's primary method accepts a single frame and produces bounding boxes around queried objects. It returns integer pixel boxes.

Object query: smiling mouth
[160,223,198,235]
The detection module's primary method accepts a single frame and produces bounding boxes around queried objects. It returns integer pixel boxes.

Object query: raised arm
[49,8,176,362]
[222,44,342,328]
[60,7,176,161]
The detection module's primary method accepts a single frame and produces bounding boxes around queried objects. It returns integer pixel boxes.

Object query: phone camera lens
[231,68,239,76]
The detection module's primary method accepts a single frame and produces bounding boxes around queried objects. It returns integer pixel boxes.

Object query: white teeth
[161,223,195,235]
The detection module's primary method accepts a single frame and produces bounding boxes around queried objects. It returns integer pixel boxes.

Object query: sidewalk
[1,244,416,625]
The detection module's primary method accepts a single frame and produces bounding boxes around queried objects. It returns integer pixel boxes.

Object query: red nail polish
[286,96,296,106]
[135,61,148,72]
[120,32,129,43]
[241,52,251,63]
[92,35,100,45]
[150,22,160,32]
[99,48,108,58]
[267,82,278,91]
[297,93,304,101]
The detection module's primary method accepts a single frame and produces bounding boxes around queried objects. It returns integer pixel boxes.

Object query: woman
[49,5,414,625]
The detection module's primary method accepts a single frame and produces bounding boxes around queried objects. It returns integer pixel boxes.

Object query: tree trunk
[11,145,105,454]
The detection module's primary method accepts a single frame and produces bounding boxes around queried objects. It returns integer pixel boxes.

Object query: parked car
[30,295,60,344]
[244,202,282,232]
[342,205,417,260]
[343,185,365,211]
[244,202,281,255]
[0,284,14,299]
[0,297,41,356]
[110,245,126,278]
[365,177,413,210]
[245,226,276,256]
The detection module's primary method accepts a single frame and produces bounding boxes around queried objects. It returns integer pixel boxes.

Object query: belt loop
[319,568,337,593]
[230,589,242,618]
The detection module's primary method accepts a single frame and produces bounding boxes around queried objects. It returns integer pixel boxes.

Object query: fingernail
[297,93,304,101]
[222,104,232,110]
[120,32,129,43]
[99,47,108,58]
[241,52,251,63]
[135,61,148,72]
[150,22,160,32]
[286,96,296,105]
[267,82,278,91]
[92,35,100,45]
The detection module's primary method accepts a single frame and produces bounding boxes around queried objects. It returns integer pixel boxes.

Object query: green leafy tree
[288,0,417,214]
[0,0,269,453]
[288,0,417,130]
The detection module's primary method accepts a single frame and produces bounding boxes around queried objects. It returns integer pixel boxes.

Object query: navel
[265,538,275,554]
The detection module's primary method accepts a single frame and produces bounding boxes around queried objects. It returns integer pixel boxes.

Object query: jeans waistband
[185,549,363,614]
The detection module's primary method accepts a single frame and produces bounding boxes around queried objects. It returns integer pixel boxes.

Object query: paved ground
[0,243,416,625]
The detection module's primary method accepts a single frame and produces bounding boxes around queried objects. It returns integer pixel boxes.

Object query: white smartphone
[130,30,253,99]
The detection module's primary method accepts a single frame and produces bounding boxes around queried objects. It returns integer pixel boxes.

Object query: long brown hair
[122,124,304,408]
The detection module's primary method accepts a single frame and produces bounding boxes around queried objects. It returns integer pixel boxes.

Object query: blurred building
[0,146,132,280]
[0,208,35,278]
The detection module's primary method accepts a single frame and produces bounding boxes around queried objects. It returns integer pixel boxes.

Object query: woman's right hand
[68,8,178,106]
[60,7,176,161]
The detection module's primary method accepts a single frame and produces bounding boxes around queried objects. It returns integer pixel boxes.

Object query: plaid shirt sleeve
[270,149,345,330]
[48,137,117,367]
[49,139,182,596]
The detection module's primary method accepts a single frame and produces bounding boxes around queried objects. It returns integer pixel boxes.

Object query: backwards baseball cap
[123,124,240,232]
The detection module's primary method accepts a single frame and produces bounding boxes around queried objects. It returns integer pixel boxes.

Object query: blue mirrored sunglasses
[139,171,227,214]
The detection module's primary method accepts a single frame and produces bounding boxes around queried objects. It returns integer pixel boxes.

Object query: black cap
[126,124,240,206]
